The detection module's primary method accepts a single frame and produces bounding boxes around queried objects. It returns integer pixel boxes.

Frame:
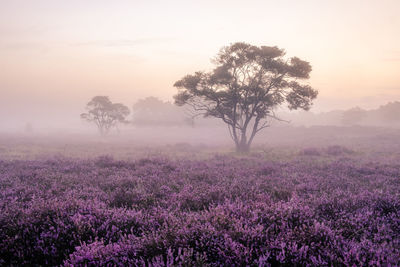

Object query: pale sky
[0,0,399,128]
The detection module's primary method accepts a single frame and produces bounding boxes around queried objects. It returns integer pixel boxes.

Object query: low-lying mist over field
[1,123,400,160]
[2,96,400,143]
[1,96,399,162]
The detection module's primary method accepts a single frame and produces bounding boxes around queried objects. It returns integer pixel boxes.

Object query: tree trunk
[236,132,250,153]
[236,142,250,153]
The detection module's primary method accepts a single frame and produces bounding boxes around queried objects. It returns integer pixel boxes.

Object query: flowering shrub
[0,154,399,266]
[325,145,354,156]
[299,147,322,156]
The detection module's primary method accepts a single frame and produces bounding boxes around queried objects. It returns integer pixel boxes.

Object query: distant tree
[174,42,318,152]
[341,107,366,126]
[81,96,130,135]
[132,96,190,126]
[377,101,400,122]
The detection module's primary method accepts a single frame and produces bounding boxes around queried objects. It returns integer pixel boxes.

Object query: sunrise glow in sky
[0,0,399,127]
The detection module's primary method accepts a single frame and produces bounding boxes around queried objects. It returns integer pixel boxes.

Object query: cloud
[382,57,400,62]
[71,37,175,47]
[0,42,50,53]
[0,25,50,37]
[0,37,175,53]
[381,51,400,62]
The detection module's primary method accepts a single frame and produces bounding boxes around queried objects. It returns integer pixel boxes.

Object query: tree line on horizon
[80,95,400,132]
[285,101,400,127]
[80,96,194,132]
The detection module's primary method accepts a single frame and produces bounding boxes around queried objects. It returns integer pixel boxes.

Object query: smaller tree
[81,96,130,135]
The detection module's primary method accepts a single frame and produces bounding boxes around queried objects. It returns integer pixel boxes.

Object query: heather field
[1,132,400,266]
[3,0,400,265]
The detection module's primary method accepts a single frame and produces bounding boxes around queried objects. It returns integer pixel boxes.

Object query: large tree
[174,42,318,152]
[81,96,130,135]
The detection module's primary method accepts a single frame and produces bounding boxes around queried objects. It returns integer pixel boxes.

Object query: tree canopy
[174,42,318,152]
[81,96,130,135]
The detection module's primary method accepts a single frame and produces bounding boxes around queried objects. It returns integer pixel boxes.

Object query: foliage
[81,96,130,135]
[174,42,318,152]
[0,152,399,266]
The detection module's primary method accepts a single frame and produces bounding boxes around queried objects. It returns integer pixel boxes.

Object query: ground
[0,126,399,266]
